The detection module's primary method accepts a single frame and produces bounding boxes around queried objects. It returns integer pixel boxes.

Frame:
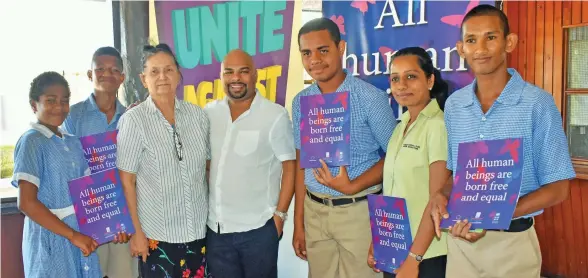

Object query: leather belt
[307,189,382,207]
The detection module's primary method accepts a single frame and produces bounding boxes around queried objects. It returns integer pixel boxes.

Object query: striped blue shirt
[116,96,209,243]
[444,68,576,218]
[63,93,126,137]
[292,71,397,197]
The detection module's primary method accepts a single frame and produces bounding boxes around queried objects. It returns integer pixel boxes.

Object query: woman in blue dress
[12,71,103,278]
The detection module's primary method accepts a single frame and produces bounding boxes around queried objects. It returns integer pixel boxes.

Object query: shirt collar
[30,122,70,138]
[459,68,525,107]
[400,99,442,123]
[86,92,127,116]
[145,95,182,114]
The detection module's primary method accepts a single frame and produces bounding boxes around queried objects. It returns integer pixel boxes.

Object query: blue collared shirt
[292,71,397,197]
[444,68,576,218]
[62,93,126,137]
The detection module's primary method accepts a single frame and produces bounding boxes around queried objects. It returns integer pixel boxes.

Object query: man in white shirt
[204,49,296,278]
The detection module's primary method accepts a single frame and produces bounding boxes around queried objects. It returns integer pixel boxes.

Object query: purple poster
[299,91,350,169]
[368,195,413,273]
[441,138,524,230]
[68,168,135,245]
[155,1,294,108]
[79,130,118,174]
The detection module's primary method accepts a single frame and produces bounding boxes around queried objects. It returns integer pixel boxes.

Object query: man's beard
[227,83,248,99]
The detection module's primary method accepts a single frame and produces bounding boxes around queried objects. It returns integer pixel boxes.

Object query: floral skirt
[139,238,211,278]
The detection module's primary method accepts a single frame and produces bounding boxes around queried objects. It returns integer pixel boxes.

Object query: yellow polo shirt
[383,99,448,259]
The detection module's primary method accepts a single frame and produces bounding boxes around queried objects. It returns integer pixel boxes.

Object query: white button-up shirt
[116,96,209,243]
[205,92,296,234]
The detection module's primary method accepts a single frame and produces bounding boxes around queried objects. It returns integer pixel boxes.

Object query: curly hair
[29,71,70,102]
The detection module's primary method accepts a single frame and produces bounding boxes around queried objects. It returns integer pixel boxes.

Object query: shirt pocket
[234,130,259,157]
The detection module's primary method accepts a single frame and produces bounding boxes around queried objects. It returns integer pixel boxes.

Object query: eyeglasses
[173,127,183,161]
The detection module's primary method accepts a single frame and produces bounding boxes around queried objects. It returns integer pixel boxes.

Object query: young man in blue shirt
[63,47,136,278]
[292,18,396,278]
[63,47,127,136]
[430,5,575,277]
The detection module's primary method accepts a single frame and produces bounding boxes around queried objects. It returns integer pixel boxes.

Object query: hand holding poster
[299,91,351,168]
[79,130,118,174]
[367,195,412,273]
[68,168,135,245]
[441,138,524,230]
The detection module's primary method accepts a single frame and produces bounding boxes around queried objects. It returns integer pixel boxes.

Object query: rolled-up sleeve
[367,89,396,151]
[116,113,143,174]
[270,109,296,161]
[532,94,576,185]
[203,111,211,161]
[62,113,77,136]
[427,119,448,165]
[292,95,302,150]
[444,108,454,172]
[11,136,43,188]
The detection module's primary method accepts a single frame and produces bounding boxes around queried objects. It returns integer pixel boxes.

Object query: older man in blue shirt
[430,5,575,278]
[292,18,396,278]
[63,46,137,278]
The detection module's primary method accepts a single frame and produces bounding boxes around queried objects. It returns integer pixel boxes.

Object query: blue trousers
[206,218,281,278]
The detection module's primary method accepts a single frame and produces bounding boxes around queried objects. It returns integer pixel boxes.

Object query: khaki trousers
[304,191,383,278]
[97,241,138,278]
[446,225,541,278]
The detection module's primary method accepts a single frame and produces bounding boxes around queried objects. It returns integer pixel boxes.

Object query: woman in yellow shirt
[368,47,451,278]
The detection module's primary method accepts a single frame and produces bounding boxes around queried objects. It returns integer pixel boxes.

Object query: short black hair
[91,46,124,70]
[29,71,70,102]
[298,17,341,47]
[461,4,510,38]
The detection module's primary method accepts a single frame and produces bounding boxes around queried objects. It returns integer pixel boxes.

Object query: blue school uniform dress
[11,123,102,278]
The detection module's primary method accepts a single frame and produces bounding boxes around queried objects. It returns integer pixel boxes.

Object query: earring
[429,88,432,90]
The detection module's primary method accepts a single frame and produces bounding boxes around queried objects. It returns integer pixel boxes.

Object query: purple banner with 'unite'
[155,1,294,108]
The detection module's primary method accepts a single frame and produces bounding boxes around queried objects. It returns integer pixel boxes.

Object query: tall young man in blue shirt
[430,5,575,277]
[63,47,136,278]
[292,18,396,278]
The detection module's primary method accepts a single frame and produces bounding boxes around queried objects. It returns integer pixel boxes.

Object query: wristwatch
[408,251,423,262]
[274,210,288,222]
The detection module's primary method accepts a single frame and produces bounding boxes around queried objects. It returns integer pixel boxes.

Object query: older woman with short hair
[116,43,210,278]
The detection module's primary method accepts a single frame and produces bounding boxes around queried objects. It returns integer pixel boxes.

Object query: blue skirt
[22,215,102,278]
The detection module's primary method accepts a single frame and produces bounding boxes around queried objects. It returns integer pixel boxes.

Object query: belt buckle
[322,198,332,206]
